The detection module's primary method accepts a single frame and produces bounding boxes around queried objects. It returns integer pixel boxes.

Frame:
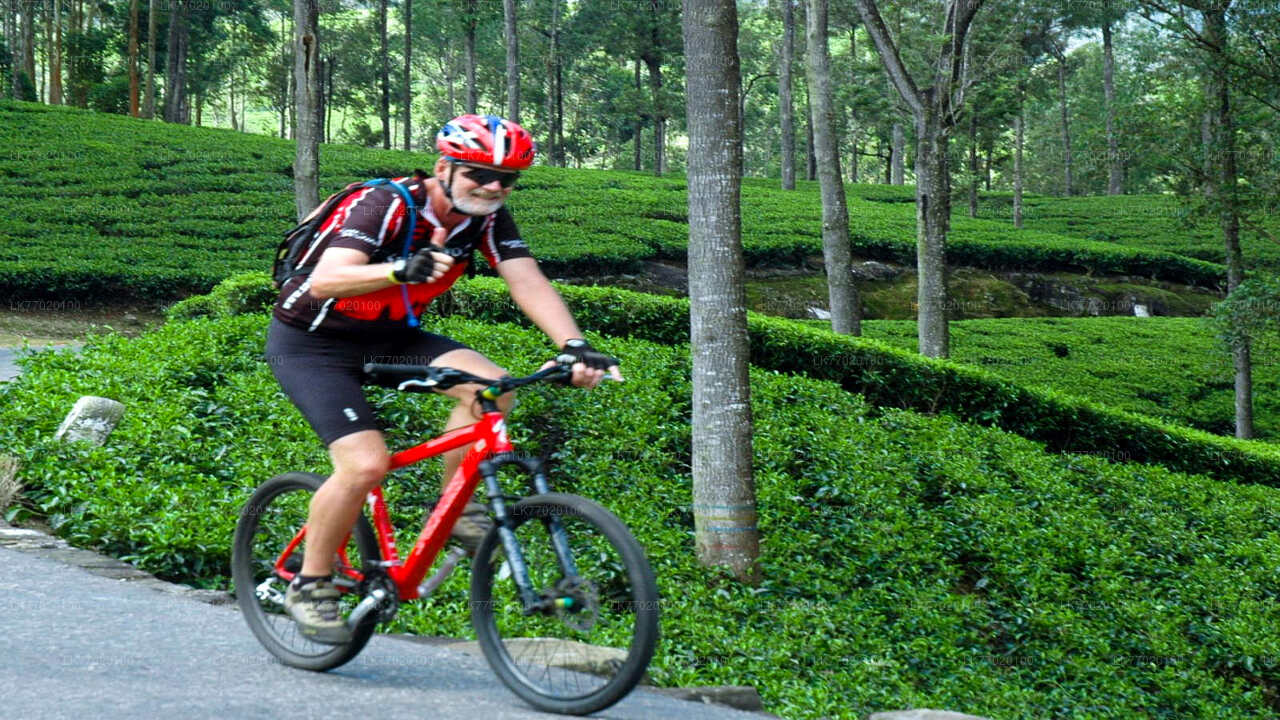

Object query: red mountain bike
[231,360,659,715]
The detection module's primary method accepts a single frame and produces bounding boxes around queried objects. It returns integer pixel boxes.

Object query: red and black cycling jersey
[273,175,534,336]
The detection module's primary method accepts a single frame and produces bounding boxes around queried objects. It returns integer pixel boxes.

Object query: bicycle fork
[480,455,582,615]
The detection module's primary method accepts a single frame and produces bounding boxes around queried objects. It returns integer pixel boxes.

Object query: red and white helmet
[436,114,536,170]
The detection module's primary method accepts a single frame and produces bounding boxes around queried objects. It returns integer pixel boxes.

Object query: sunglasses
[450,160,520,188]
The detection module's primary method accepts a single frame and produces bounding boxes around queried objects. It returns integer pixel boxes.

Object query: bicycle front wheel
[470,492,659,715]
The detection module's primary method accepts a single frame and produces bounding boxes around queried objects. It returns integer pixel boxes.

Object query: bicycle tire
[470,492,659,715]
[231,472,381,671]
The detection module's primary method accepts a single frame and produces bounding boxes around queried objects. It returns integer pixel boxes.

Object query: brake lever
[397,378,439,392]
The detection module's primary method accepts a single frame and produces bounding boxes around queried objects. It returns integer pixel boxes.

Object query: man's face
[436,158,517,216]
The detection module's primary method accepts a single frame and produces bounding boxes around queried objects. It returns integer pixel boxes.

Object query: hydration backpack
[272,172,427,289]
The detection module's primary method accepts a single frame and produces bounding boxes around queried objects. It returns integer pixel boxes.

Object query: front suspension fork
[479,455,582,613]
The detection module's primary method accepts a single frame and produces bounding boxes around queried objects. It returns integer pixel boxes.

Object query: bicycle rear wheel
[231,472,381,671]
[470,492,659,715]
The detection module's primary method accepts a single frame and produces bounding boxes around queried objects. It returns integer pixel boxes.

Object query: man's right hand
[391,227,453,283]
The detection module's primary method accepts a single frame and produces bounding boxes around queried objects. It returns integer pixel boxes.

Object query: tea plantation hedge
[437,276,1280,486]
[167,272,1280,485]
[5,310,1280,718]
[0,100,1225,303]
[968,192,1280,273]
[860,316,1280,442]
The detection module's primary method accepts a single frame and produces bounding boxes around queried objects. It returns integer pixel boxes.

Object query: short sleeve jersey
[273,174,534,336]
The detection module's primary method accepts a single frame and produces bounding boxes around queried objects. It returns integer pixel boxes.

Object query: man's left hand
[541,339,623,389]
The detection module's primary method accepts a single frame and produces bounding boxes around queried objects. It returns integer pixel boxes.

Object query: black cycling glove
[390,246,450,283]
[556,338,619,372]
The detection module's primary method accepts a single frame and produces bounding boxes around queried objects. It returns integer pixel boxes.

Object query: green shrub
[0,100,1230,303]
[437,276,1280,485]
[4,311,1280,718]
[166,271,276,320]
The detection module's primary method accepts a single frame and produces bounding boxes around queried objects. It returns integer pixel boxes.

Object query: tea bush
[3,310,1280,717]
[0,100,1226,303]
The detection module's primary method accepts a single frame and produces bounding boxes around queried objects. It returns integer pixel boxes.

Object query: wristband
[388,259,406,284]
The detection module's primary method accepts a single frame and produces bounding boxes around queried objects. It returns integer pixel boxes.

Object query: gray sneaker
[450,501,494,556]
[283,577,352,645]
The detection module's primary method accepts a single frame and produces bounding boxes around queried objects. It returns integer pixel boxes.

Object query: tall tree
[294,0,320,219]
[779,0,796,189]
[1048,36,1074,196]
[1202,0,1251,437]
[378,0,389,148]
[52,0,63,104]
[464,0,477,113]
[682,0,759,583]
[129,0,139,116]
[403,0,411,150]
[856,0,987,359]
[805,0,859,334]
[503,0,518,121]
[163,0,191,123]
[1101,1,1123,194]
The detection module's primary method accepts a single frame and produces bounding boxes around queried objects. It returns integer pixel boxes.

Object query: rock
[869,711,991,720]
[808,307,832,320]
[648,685,766,712]
[54,396,126,446]
[851,261,904,281]
[123,313,140,324]
[444,638,644,681]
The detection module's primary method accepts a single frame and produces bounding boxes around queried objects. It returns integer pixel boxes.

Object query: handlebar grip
[363,362,431,377]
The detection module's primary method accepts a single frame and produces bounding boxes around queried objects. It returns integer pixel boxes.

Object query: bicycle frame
[273,408,514,601]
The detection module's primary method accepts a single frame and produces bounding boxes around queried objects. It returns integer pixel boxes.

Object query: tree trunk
[1102,20,1122,194]
[682,0,759,585]
[294,0,320,220]
[984,137,993,190]
[644,55,664,175]
[445,40,456,118]
[634,58,643,170]
[503,0,518,121]
[968,111,978,217]
[890,121,904,184]
[465,0,477,114]
[779,0,795,189]
[1055,45,1073,196]
[128,0,139,116]
[804,90,816,180]
[552,10,564,165]
[1013,110,1023,228]
[51,0,62,104]
[403,0,411,150]
[378,0,389,149]
[1203,2,1252,439]
[326,55,334,143]
[194,91,201,126]
[914,106,950,358]
[805,0,859,335]
[20,0,34,87]
[163,1,189,123]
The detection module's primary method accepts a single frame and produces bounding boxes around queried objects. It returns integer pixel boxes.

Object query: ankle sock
[293,573,329,588]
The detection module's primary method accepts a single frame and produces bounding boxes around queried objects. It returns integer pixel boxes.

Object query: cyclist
[264,114,622,645]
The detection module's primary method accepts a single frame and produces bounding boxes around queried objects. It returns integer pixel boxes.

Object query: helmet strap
[441,162,487,217]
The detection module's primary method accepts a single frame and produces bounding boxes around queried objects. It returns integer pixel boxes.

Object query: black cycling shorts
[265,317,471,445]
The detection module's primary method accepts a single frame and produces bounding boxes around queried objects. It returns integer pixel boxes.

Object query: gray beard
[452,193,505,216]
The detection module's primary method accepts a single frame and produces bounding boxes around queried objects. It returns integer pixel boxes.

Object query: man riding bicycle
[264,114,621,645]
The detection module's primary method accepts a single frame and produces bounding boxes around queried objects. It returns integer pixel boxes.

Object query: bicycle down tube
[365,409,515,600]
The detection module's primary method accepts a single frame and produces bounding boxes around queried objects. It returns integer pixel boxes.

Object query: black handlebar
[362,361,574,397]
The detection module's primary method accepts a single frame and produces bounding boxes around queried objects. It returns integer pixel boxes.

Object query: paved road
[0,343,81,383]
[1,544,767,720]
[0,346,17,382]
